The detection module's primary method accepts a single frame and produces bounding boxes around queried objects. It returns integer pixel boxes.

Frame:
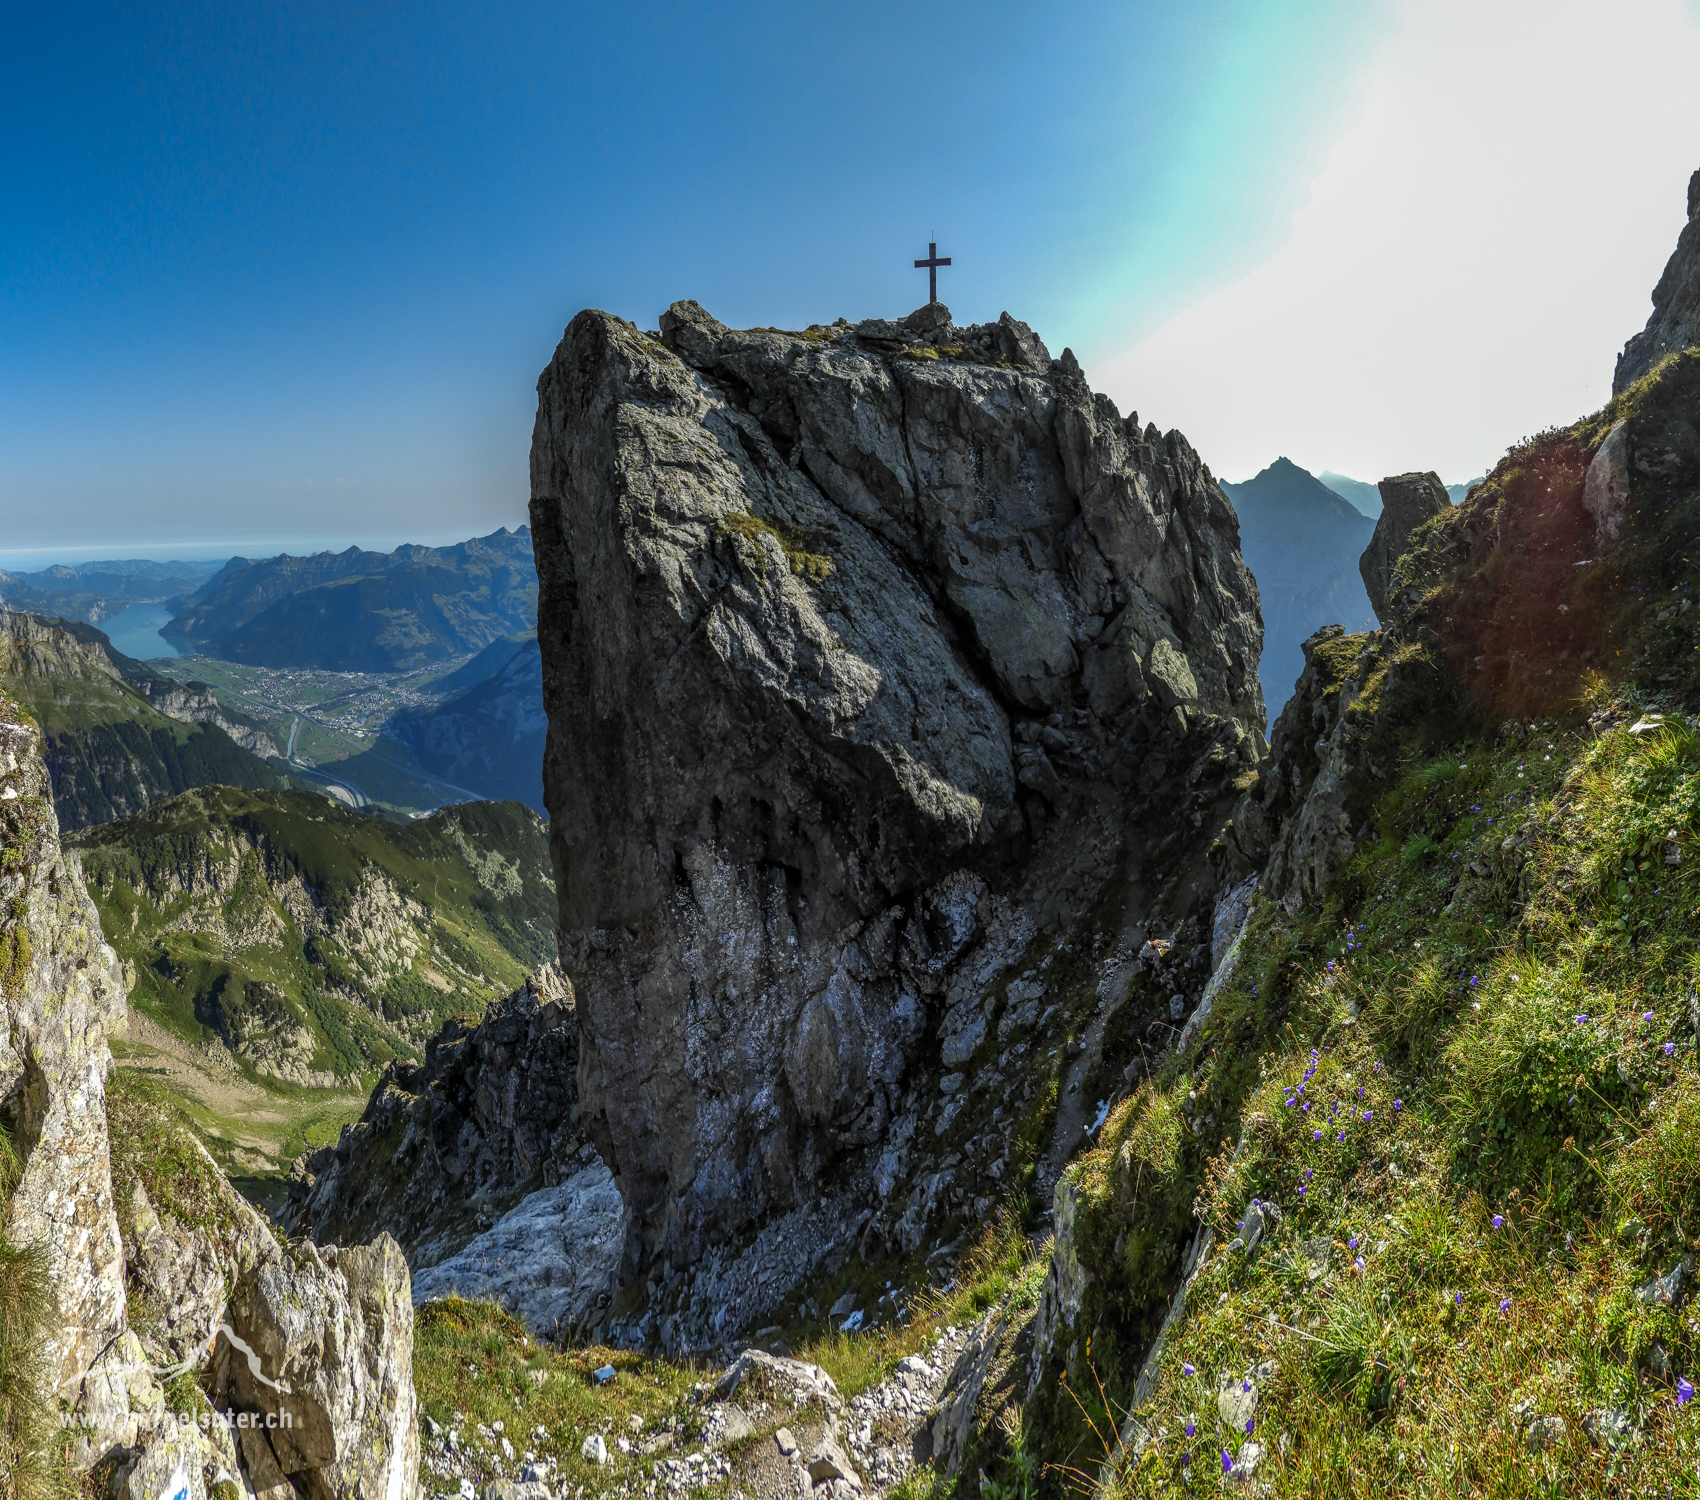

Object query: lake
[98,603,187,660]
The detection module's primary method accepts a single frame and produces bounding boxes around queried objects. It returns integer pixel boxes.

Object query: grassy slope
[1021,353,1700,1497]
[73,787,556,1074]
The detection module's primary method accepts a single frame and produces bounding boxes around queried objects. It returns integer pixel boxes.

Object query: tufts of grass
[1084,712,1700,1496]
[412,1296,709,1495]
[716,513,835,583]
[106,1070,242,1240]
[0,1126,71,1500]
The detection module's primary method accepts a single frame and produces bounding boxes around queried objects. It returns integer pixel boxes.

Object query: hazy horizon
[6,0,1699,550]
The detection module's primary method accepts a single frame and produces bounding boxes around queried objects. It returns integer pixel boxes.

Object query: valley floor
[110,1003,367,1210]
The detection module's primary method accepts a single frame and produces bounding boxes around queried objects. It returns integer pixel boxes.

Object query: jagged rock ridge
[284,962,589,1268]
[1615,167,1700,393]
[529,299,1266,1283]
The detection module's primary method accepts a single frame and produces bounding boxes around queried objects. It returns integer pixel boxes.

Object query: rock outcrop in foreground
[285,962,590,1267]
[0,692,418,1496]
[1615,167,1700,393]
[529,300,1266,1284]
[1358,470,1450,625]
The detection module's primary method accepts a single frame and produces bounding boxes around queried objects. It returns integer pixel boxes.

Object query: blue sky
[3,1,1697,562]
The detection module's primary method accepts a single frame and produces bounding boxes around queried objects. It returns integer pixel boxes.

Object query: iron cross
[914,242,951,304]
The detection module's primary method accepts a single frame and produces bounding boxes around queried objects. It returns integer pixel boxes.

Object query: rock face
[0,712,131,1428]
[529,300,1265,1271]
[1358,472,1450,625]
[128,674,282,758]
[1615,168,1700,393]
[283,965,584,1268]
[0,686,419,1495]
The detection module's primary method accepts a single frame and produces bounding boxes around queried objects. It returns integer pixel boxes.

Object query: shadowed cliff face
[1615,167,1700,394]
[529,301,1266,1271]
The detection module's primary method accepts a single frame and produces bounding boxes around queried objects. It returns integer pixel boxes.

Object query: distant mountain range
[164,526,537,670]
[1316,470,1484,518]
[0,557,222,624]
[1223,458,1378,717]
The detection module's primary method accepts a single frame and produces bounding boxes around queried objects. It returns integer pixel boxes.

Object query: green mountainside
[165,526,537,670]
[71,787,556,1088]
[387,636,546,812]
[1,610,291,829]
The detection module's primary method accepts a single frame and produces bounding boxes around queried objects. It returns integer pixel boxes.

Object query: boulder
[1359,472,1450,624]
[1583,420,1631,543]
[712,1348,842,1414]
[218,1235,419,1500]
[529,303,1265,1269]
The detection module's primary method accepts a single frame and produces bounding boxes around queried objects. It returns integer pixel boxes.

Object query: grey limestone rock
[218,1235,419,1500]
[712,1348,842,1414]
[1359,472,1450,625]
[0,699,420,1495]
[0,713,131,1445]
[1614,168,1700,393]
[1584,419,1632,543]
[530,300,1265,1270]
[410,1163,626,1340]
[283,964,582,1267]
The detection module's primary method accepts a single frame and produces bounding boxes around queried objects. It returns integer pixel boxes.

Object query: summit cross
[913,242,951,304]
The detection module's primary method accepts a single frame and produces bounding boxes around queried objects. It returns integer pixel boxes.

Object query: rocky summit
[528,300,1265,1290]
[1614,167,1700,393]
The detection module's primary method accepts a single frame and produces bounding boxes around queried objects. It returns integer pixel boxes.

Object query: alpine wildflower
[1679,1378,1695,1407]
[1183,1362,1195,1377]
[1492,1215,1504,1230]
[1500,1298,1511,1315]
[1667,1042,1678,1056]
